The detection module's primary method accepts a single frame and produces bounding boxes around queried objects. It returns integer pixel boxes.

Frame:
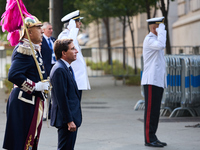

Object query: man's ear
[62,51,66,56]
[27,29,32,36]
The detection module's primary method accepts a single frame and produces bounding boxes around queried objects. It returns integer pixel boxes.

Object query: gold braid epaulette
[17,45,32,56]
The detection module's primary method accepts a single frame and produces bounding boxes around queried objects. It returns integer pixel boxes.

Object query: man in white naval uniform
[58,10,90,97]
[141,17,167,148]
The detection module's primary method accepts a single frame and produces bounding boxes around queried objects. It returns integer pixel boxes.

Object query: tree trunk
[96,19,102,62]
[145,0,151,32]
[160,0,171,54]
[127,17,137,74]
[103,17,112,65]
[52,0,63,38]
[122,16,126,69]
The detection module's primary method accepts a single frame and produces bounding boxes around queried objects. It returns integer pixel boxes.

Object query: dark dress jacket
[41,36,56,76]
[50,59,82,128]
[3,42,47,150]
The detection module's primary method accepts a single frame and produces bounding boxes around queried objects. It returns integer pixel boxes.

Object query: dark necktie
[48,38,56,61]
[69,66,75,80]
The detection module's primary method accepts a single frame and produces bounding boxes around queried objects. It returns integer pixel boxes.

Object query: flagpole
[16,0,43,80]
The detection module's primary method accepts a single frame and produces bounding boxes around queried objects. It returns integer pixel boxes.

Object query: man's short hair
[42,22,51,29]
[54,39,73,60]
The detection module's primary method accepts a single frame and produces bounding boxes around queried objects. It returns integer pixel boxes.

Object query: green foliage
[87,60,141,85]
[125,75,141,86]
[23,0,49,22]
[90,62,103,70]
[6,49,13,56]
[86,59,93,66]
[4,64,12,94]
[0,31,8,41]
[63,0,77,18]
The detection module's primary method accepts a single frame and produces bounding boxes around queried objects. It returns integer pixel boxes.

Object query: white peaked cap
[61,10,84,23]
[146,17,165,24]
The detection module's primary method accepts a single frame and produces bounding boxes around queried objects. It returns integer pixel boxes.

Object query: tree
[159,0,174,54]
[144,0,157,31]
[75,0,117,65]
[23,0,49,21]
[52,0,63,38]
[52,0,77,38]
[112,0,145,73]
[0,0,6,36]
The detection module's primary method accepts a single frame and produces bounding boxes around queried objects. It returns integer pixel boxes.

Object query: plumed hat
[0,0,42,46]
[19,16,43,41]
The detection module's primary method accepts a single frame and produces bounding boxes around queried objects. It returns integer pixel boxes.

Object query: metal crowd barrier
[135,55,200,117]
[161,55,200,117]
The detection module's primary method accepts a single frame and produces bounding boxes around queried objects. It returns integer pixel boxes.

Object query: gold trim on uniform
[73,16,80,20]
[21,79,35,93]
[18,91,35,105]
[17,45,32,56]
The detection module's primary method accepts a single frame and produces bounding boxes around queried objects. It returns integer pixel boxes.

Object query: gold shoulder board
[17,45,32,56]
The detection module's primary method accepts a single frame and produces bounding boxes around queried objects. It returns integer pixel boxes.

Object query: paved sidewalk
[0,77,200,150]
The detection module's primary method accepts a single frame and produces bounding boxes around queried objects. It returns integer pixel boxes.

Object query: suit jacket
[41,36,56,76]
[50,59,82,128]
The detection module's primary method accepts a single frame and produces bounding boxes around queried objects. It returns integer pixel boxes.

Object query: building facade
[86,0,200,48]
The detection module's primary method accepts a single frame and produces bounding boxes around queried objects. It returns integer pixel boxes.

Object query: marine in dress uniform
[141,17,167,148]
[50,39,81,150]
[58,10,91,95]
[3,16,50,150]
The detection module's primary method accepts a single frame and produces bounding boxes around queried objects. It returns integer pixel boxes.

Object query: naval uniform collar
[149,32,157,37]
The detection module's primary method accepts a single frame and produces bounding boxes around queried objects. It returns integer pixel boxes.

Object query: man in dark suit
[41,22,56,120]
[41,22,56,76]
[50,39,81,150]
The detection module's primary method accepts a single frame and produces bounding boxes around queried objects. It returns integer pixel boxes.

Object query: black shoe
[157,140,167,146]
[43,118,47,121]
[145,141,164,147]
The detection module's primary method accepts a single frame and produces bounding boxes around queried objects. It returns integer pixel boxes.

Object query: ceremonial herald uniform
[3,39,47,150]
[58,10,90,91]
[141,17,167,146]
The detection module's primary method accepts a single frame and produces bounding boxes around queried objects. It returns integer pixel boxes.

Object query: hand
[67,19,76,30]
[35,81,50,92]
[67,121,76,132]
[156,23,165,33]
[158,23,165,30]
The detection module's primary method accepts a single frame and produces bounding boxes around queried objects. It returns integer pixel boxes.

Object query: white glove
[156,23,165,33]
[159,23,165,30]
[67,19,76,30]
[35,81,50,92]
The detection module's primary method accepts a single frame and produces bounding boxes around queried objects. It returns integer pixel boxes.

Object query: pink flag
[0,0,33,46]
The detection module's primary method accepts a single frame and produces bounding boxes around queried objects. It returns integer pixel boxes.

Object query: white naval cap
[146,17,165,25]
[61,10,84,23]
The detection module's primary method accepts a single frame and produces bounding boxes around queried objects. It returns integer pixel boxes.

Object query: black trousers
[143,85,164,144]
[57,126,78,150]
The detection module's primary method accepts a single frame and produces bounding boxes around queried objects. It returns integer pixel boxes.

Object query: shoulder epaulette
[17,45,32,56]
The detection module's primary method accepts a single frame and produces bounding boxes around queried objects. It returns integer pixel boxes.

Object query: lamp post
[49,0,53,24]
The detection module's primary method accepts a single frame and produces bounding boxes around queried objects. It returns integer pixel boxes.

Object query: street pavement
[0,77,200,150]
